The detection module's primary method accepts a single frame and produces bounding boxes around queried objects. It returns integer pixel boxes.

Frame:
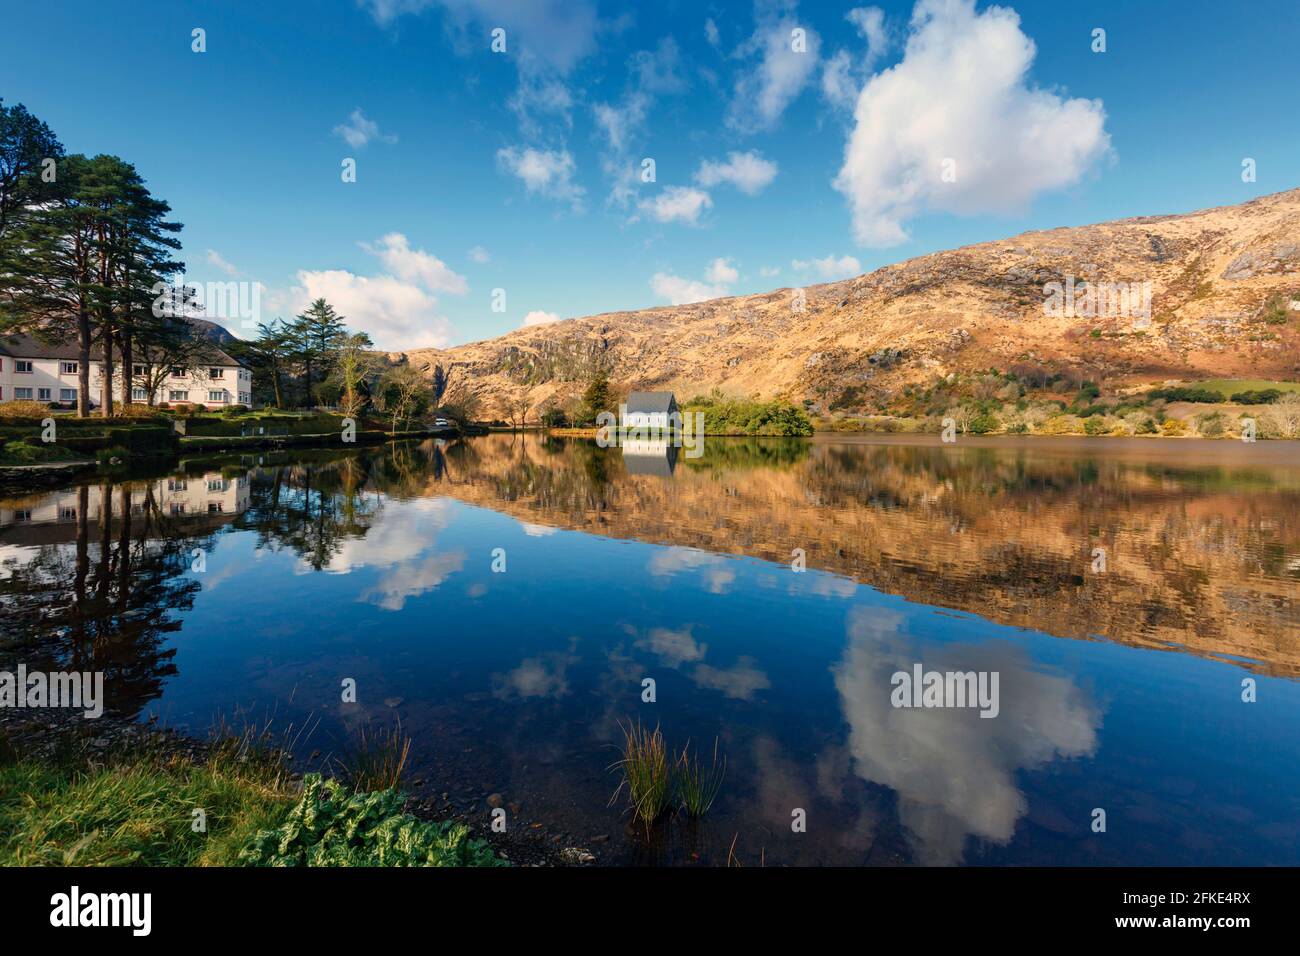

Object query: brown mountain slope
[396,189,1300,417]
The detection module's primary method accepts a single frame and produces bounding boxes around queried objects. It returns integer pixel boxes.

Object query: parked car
[434,417,450,427]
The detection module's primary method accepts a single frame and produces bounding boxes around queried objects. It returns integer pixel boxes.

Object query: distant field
[1196,379,1300,397]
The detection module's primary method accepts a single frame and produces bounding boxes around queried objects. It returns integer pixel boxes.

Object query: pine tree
[290,298,347,407]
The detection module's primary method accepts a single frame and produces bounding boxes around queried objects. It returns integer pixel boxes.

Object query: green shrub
[0,400,56,419]
[683,395,814,436]
[1196,412,1226,438]
[1145,386,1223,403]
[237,775,505,867]
[1229,389,1282,405]
[0,440,82,465]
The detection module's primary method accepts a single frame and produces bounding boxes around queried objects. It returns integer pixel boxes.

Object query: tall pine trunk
[77,311,91,418]
[100,328,114,419]
[120,330,133,409]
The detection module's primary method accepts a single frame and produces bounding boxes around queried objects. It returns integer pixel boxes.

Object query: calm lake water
[3,433,1299,865]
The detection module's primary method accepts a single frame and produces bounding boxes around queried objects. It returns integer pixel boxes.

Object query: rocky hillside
[395,189,1300,417]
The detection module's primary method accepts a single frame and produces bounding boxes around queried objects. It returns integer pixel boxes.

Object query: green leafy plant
[237,774,505,867]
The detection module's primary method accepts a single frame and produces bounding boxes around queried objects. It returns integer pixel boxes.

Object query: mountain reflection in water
[2,435,1297,865]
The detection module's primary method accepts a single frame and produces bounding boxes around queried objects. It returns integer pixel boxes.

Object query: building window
[14,387,32,400]
[207,479,226,492]
[59,507,77,520]
[60,388,77,402]
[209,368,224,379]
[168,479,187,492]
[171,367,185,378]
[208,390,226,403]
[207,501,224,514]
[13,509,31,523]
[132,387,147,401]
[133,364,146,376]
[37,388,51,401]
[169,390,189,402]
[60,361,78,374]
[169,503,186,515]
[15,360,33,373]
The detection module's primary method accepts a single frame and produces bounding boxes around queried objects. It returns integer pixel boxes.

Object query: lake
[2,433,1298,865]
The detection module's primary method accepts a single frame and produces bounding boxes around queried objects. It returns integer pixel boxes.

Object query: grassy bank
[815,375,1300,440]
[0,727,504,867]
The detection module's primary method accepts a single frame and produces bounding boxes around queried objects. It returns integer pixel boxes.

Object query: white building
[622,391,679,430]
[0,333,251,410]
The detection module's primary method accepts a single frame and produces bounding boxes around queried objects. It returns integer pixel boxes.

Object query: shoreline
[0,702,589,867]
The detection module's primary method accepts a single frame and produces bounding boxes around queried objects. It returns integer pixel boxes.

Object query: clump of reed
[609,720,671,826]
[674,737,726,818]
[335,721,412,792]
[610,723,727,826]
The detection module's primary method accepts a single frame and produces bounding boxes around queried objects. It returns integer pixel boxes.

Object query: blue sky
[2,0,1296,349]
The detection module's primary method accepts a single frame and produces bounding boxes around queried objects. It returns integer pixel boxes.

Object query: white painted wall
[0,356,250,408]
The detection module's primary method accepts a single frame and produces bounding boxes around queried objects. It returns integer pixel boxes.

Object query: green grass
[674,738,726,818]
[1194,379,1300,398]
[609,720,671,827]
[334,722,411,792]
[0,440,86,466]
[0,726,503,867]
[0,747,291,866]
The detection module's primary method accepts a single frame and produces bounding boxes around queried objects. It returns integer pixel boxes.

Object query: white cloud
[694,150,779,195]
[522,310,561,327]
[361,2,600,137]
[204,249,240,277]
[823,9,889,112]
[650,273,728,306]
[821,50,858,110]
[467,245,490,264]
[496,146,585,211]
[637,185,712,225]
[704,18,721,49]
[834,0,1110,246]
[792,254,861,280]
[705,257,739,285]
[273,233,468,352]
[847,6,888,53]
[594,39,686,207]
[362,0,599,74]
[332,107,396,149]
[759,265,781,278]
[650,255,744,305]
[728,16,821,131]
[361,233,468,294]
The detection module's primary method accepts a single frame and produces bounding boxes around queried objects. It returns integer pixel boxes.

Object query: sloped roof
[0,332,241,367]
[625,391,677,414]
